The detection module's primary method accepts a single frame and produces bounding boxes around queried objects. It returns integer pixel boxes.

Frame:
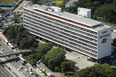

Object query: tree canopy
[94,6,116,23]
[3,25,37,49]
[64,0,116,23]
[73,63,116,77]
[36,43,53,55]
[42,48,66,71]
[60,60,75,73]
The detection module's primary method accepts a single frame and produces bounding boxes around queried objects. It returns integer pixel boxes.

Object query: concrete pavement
[65,51,95,69]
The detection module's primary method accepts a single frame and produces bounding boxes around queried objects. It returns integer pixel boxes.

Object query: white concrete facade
[97,28,111,59]
[23,5,111,59]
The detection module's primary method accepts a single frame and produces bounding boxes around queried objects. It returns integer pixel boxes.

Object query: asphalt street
[0,40,12,54]
[0,39,41,77]
[0,59,13,77]
[5,55,41,77]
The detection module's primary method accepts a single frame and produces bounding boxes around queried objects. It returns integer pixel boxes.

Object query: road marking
[0,74,3,77]
[0,50,3,54]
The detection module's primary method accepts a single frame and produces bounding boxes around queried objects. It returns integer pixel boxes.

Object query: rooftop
[24,5,111,31]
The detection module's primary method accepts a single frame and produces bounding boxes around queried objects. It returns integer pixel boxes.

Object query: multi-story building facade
[23,5,111,59]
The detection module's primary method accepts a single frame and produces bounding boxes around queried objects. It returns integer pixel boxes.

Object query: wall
[97,28,111,59]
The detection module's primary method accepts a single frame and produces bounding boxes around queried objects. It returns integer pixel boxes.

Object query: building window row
[24,24,97,58]
[24,11,97,39]
[23,10,97,37]
[24,21,97,53]
[23,14,97,44]
[23,16,97,47]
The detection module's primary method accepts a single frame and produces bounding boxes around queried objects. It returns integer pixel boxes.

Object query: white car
[1,48,4,51]
[29,67,32,72]
[18,68,21,71]
[30,72,33,75]
[25,68,28,71]
[13,49,16,52]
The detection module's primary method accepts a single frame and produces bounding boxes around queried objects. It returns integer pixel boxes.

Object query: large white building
[23,5,111,59]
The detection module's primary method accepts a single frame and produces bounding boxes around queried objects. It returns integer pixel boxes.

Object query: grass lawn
[52,0,64,5]
[40,0,68,5]
[0,0,15,3]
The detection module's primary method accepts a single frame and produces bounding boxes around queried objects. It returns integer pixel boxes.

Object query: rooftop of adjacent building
[23,4,111,31]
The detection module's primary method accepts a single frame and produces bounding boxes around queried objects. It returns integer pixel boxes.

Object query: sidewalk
[39,62,64,77]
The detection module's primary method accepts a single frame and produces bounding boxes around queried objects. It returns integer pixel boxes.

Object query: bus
[19,57,26,65]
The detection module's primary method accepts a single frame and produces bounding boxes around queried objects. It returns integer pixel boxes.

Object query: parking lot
[65,51,95,69]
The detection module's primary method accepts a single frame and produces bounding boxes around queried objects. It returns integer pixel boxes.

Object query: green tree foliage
[25,54,37,65]
[94,6,116,23]
[73,63,114,77]
[108,68,116,77]
[24,43,53,65]
[28,59,37,65]
[31,0,38,4]
[3,25,36,49]
[12,18,20,23]
[93,1,100,6]
[64,0,116,23]
[43,48,66,71]
[112,60,116,66]
[113,0,116,5]
[60,60,75,73]
[36,43,53,55]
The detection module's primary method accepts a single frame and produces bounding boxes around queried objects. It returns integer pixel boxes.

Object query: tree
[31,0,38,4]
[19,38,26,49]
[3,25,36,49]
[112,60,116,66]
[12,18,20,23]
[50,75,55,77]
[29,59,36,65]
[108,68,116,77]
[73,63,115,77]
[55,67,60,72]
[94,6,116,23]
[6,28,16,42]
[113,0,116,5]
[3,26,11,35]
[93,1,100,6]
[25,54,35,61]
[37,43,53,55]
[43,48,66,71]
[60,60,75,73]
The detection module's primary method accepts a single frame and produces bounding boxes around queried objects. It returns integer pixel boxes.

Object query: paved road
[0,40,12,54]
[0,39,42,77]
[0,59,13,77]
[4,55,41,77]
[13,0,31,12]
